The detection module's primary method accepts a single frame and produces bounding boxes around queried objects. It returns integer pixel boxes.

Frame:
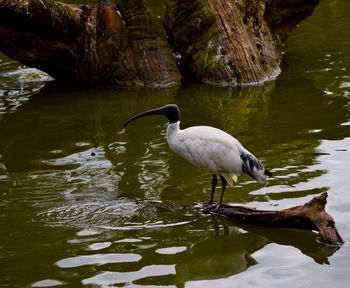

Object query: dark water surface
[1,1,350,287]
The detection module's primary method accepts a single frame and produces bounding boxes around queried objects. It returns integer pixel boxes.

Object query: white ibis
[123,104,272,208]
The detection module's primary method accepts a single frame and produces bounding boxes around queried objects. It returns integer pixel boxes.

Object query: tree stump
[0,0,319,86]
[0,0,181,86]
[164,0,319,86]
[203,192,344,246]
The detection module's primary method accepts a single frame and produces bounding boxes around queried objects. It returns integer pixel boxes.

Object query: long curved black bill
[123,107,164,128]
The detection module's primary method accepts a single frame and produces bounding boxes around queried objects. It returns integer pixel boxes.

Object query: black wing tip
[264,169,272,177]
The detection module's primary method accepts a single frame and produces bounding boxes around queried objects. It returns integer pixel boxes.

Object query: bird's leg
[208,174,217,205]
[217,175,227,209]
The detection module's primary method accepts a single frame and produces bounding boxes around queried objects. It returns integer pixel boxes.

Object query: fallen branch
[203,192,344,246]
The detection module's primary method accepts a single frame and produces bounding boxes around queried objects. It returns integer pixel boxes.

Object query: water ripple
[56,253,141,268]
[82,264,176,287]
[156,246,187,255]
[100,220,193,231]
[0,61,52,112]
[87,242,112,251]
[31,279,64,287]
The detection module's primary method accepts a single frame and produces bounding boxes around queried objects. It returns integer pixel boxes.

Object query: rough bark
[163,0,319,86]
[0,0,181,86]
[0,0,319,86]
[203,192,344,246]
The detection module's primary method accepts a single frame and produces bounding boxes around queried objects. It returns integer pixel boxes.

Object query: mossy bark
[164,0,319,86]
[0,0,319,86]
[0,0,180,86]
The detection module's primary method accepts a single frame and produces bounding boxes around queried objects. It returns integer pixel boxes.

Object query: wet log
[0,0,180,86]
[0,0,319,86]
[163,0,319,86]
[203,192,344,246]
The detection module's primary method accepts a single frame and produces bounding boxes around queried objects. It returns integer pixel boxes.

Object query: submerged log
[0,0,319,86]
[203,192,344,246]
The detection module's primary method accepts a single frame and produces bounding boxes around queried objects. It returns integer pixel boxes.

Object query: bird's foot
[201,201,214,208]
[201,202,223,213]
[215,202,222,210]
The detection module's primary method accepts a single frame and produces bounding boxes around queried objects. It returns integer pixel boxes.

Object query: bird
[123,104,272,208]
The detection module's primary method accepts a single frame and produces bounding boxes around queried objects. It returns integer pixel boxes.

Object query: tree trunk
[203,192,344,246]
[0,0,181,86]
[0,0,319,86]
[163,0,319,86]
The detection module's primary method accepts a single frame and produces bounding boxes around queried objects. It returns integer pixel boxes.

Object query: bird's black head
[123,104,180,127]
[160,104,180,124]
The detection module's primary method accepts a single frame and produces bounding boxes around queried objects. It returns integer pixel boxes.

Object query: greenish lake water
[1,1,350,287]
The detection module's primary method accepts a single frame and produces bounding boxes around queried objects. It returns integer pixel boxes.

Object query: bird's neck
[166,121,180,143]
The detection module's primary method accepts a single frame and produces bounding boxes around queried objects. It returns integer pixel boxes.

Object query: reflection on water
[56,252,142,268]
[0,54,52,114]
[1,0,350,287]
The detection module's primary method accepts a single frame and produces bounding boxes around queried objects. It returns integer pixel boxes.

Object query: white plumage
[167,123,241,185]
[124,104,271,208]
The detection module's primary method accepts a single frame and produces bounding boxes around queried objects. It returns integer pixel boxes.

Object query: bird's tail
[221,173,238,186]
[264,169,272,177]
[240,151,271,183]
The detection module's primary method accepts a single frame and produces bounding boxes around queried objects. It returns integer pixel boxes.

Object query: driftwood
[203,192,344,246]
[0,0,319,86]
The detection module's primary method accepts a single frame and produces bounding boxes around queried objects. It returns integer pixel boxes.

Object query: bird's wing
[174,126,243,176]
[169,125,270,184]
